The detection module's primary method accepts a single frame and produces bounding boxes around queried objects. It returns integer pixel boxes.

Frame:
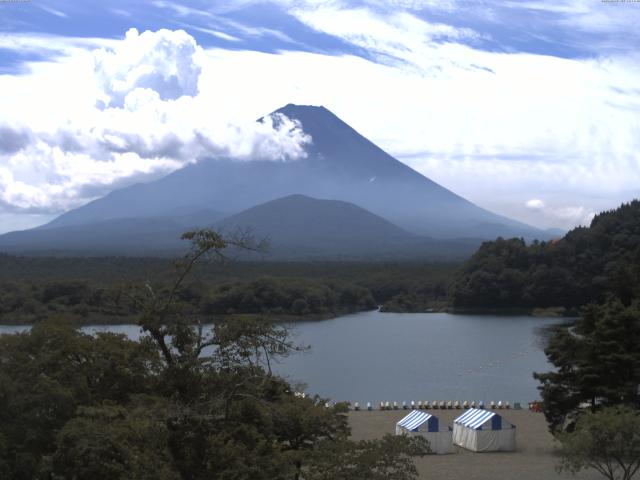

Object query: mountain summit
[2,104,547,256]
[272,104,454,180]
[268,103,541,239]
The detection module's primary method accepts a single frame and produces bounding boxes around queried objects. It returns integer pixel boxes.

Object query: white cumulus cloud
[552,206,596,226]
[0,29,311,227]
[525,199,545,210]
[93,28,202,108]
[522,198,595,228]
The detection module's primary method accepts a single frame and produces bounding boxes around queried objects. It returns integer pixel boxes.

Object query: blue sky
[3,0,638,59]
[1,0,639,232]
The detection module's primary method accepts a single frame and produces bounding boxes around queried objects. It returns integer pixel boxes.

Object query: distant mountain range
[0,194,478,259]
[0,104,554,259]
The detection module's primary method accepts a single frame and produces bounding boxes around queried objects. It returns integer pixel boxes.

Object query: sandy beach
[349,409,601,480]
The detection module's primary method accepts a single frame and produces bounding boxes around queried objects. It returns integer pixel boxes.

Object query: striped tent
[453,408,516,452]
[395,410,453,454]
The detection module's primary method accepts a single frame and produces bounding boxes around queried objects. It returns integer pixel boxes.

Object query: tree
[52,399,179,480]
[0,318,158,479]
[534,299,640,433]
[122,228,268,369]
[557,406,640,480]
[449,200,640,312]
[305,435,430,480]
[0,229,429,480]
[291,298,309,315]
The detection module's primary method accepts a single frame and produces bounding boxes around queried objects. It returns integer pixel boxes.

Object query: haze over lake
[0,311,560,404]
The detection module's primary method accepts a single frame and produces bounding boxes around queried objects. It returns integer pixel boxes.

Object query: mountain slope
[217,194,409,259]
[215,194,478,260]
[40,104,545,241]
[218,194,410,244]
[0,195,478,259]
[0,209,223,255]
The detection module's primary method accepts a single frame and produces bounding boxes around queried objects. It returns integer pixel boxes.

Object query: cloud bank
[525,198,595,227]
[0,28,310,221]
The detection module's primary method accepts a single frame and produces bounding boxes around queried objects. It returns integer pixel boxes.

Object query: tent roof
[454,409,499,430]
[397,410,434,430]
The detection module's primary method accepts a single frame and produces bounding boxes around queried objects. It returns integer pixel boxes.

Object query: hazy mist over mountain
[0,104,553,258]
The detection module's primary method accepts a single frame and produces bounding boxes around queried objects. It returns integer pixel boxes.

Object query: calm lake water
[0,311,561,404]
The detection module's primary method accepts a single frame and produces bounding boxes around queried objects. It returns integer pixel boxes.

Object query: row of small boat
[352,400,518,411]
[291,392,521,411]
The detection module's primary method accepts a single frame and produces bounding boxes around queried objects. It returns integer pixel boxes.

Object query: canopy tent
[453,408,516,452]
[395,410,453,454]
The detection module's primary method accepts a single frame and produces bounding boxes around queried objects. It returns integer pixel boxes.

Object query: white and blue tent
[395,410,453,454]
[452,408,516,452]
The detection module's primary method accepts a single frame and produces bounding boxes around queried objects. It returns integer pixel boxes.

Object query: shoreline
[0,308,375,327]
[379,305,579,317]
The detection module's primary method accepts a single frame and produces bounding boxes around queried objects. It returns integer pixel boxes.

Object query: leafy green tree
[270,396,350,479]
[0,431,10,479]
[0,319,159,479]
[52,399,179,480]
[291,298,309,315]
[557,406,640,480]
[449,200,640,311]
[306,435,430,480]
[534,299,640,433]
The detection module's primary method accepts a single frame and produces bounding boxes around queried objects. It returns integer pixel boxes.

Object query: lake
[0,311,561,405]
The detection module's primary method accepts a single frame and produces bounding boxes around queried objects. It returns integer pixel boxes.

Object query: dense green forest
[449,201,640,312]
[0,276,376,325]
[0,254,455,324]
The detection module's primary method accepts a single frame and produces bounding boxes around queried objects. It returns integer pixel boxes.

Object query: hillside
[216,194,411,256]
[0,209,222,256]
[448,200,640,311]
[215,194,477,260]
[36,104,546,242]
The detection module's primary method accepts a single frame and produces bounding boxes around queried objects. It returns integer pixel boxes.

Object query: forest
[448,200,640,312]
[0,254,455,324]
